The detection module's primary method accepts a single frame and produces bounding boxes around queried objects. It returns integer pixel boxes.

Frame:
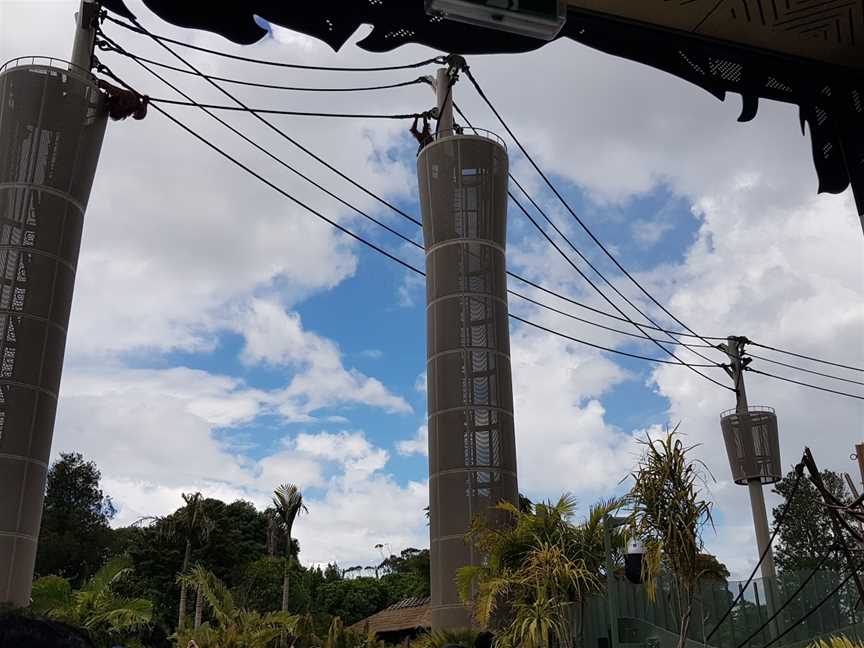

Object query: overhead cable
[98,33,732,360]
[510,315,721,367]
[451,102,724,371]
[705,463,804,641]
[95,42,428,92]
[747,352,864,387]
[757,569,860,648]
[745,367,864,401]
[97,65,727,374]
[147,96,433,120]
[734,545,838,648]
[509,172,723,366]
[103,14,445,72]
[102,22,423,228]
[508,191,733,391]
[506,272,725,340]
[107,43,421,251]
[747,339,864,373]
[463,68,720,352]
[510,289,715,348]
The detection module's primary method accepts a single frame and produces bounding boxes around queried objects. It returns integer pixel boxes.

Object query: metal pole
[71,0,99,72]
[727,337,779,585]
[435,67,454,135]
[725,336,780,639]
[855,443,864,492]
[604,515,620,648]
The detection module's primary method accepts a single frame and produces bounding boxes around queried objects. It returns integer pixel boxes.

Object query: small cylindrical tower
[0,57,107,606]
[720,405,782,485]
[418,116,518,628]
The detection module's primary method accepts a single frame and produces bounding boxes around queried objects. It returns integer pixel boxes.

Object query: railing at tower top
[719,405,777,418]
[431,126,507,150]
[0,56,93,78]
[580,571,862,648]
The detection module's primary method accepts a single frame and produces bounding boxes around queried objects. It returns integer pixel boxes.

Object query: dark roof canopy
[102,0,864,216]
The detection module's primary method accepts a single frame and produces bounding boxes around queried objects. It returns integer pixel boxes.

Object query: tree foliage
[772,468,851,573]
[176,565,298,648]
[629,428,713,648]
[30,555,153,647]
[35,453,116,585]
[457,494,618,647]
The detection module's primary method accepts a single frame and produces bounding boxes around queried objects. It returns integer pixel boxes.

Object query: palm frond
[30,575,72,616]
[86,596,153,632]
[81,555,133,594]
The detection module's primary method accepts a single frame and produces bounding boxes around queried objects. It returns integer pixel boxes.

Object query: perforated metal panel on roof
[418,132,518,630]
[0,61,106,607]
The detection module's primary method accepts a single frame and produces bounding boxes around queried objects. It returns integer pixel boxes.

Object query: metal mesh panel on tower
[0,60,106,606]
[720,406,781,485]
[418,132,517,630]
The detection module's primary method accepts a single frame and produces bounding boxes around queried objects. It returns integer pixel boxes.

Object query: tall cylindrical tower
[418,125,518,629]
[0,58,107,606]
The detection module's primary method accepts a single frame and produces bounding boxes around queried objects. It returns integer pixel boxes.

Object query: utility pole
[71,0,100,71]
[719,336,782,632]
[729,337,778,583]
[419,59,518,630]
[0,0,108,606]
[855,443,864,491]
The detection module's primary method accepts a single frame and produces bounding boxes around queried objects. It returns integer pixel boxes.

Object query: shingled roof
[349,596,432,636]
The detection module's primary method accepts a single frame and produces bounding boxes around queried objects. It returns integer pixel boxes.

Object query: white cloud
[235,299,412,420]
[55,363,426,563]
[397,425,428,457]
[631,218,674,247]
[414,371,427,394]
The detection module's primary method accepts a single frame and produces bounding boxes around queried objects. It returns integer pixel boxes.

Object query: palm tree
[457,494,605,646]
[156,492,215,635]
[30,555,153,645]
[177,565,298,648]
[272,483,308,613]
[629,427,714,648]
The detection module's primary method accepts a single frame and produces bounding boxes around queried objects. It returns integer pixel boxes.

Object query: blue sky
[3,0,862,576]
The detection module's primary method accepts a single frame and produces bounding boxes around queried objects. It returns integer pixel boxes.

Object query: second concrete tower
[417,78,518,629]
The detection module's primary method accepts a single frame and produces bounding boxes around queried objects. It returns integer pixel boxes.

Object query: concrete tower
[417,69,518,630]
[0,55,107,605]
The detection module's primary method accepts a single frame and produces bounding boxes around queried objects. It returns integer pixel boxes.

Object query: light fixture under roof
[425,0,566,41]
